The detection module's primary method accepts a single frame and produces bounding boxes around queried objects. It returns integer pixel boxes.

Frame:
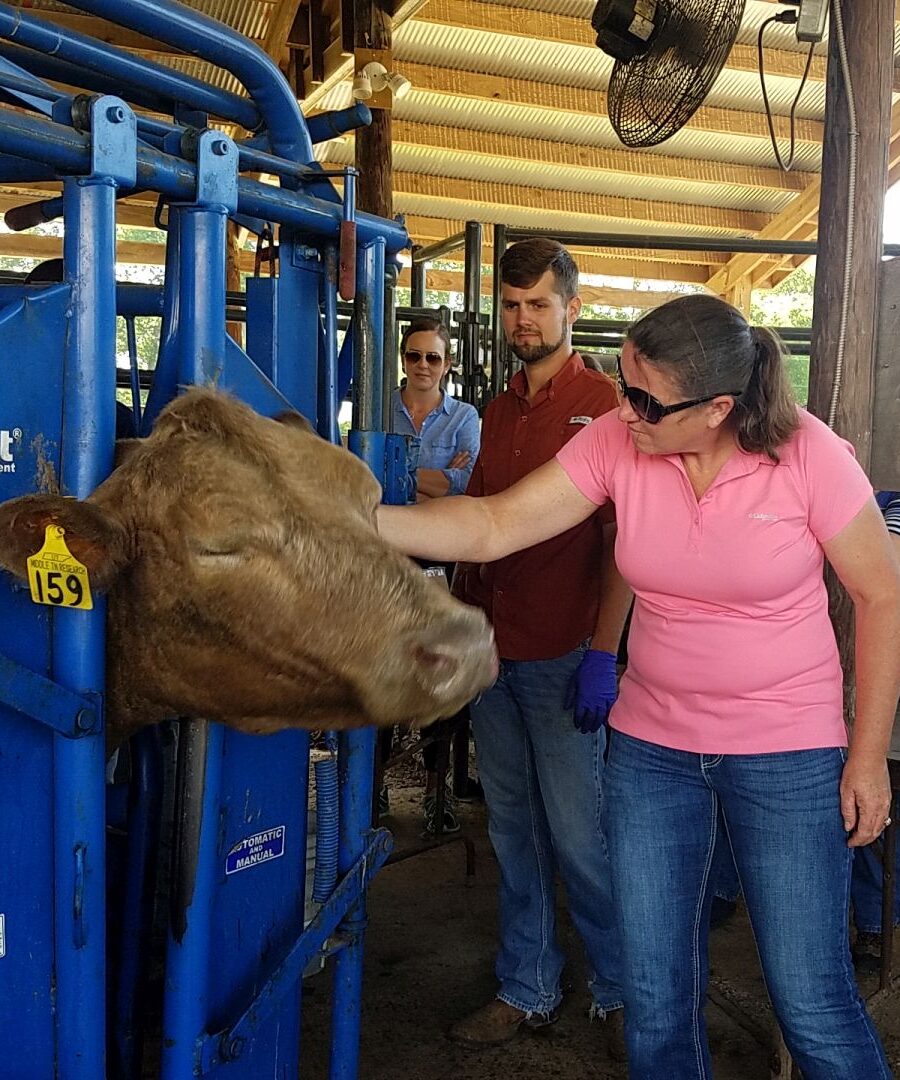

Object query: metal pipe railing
[0,108,407,251]
[0,4,262,132]
[503,225,900,259]
[62,0,312,164]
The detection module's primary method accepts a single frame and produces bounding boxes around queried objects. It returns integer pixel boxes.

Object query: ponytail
[732,325,799,460]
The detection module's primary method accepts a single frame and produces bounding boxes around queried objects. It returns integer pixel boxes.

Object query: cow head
[0,389,497,744]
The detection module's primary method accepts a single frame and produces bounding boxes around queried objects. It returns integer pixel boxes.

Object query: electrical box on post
[796,0,827,43]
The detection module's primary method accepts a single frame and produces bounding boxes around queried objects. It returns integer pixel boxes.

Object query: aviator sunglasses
[404,349,445,365]
[615,354,742,425]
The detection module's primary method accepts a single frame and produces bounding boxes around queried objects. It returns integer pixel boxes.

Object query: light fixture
[386,72,411,99]
[351,61,411,102]
[351,69,372,101]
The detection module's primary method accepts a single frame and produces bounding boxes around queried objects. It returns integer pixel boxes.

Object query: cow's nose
[412,610,497,702]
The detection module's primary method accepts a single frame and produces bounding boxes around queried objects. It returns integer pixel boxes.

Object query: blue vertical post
[56,95,136,1080]
[158,129,237,1080]
[320,243,339,443]
[160,722,226,1080]
[330,238,386,1080]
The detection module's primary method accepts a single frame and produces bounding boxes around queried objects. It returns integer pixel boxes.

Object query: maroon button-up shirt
[454,352,618,660]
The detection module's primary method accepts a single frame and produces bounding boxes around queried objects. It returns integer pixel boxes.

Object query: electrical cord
[826,0,857,430]
[757,12,816,172]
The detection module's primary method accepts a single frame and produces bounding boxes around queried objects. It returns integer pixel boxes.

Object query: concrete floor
[300,783,900,1080]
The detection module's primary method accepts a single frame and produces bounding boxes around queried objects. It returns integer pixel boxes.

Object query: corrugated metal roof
[2,0,893,287]
[315,84,822,173]
[322,133,796,212]
[394,21,825,119]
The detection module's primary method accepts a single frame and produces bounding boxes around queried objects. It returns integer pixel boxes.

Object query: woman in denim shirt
[390,317,480,500]
[385,317,481,833]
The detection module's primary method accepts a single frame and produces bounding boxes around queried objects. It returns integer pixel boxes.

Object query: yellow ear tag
[26,525,93,610]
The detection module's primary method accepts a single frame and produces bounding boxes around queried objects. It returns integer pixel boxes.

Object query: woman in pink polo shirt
[378,295,900,1079]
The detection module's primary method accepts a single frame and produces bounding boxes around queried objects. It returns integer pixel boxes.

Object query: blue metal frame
[0,1,409,1076]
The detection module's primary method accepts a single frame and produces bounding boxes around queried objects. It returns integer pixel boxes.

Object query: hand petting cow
[0,389,497,746]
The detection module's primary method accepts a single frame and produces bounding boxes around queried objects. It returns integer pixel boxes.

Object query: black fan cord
[757,13,816,172]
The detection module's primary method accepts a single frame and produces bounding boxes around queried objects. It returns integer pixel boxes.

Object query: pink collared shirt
[556,408,873,754]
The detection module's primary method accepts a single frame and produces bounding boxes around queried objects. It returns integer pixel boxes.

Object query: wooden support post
[226,220,244,348]
[726,273,753,317]
[353,0,392,221]
[808,1,894,717]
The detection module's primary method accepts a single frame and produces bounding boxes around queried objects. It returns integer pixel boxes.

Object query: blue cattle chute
[0,1,406,1076]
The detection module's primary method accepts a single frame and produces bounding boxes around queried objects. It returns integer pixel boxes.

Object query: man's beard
[508,318,568,364]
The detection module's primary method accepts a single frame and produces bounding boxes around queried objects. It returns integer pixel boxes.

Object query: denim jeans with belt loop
[604,731,891,1080]
[469,645,624,1017]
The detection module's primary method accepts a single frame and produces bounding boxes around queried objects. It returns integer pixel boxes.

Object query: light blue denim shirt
[390,387,480,495]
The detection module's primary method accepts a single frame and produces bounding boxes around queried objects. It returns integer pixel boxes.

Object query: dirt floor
[300,771,900,1080]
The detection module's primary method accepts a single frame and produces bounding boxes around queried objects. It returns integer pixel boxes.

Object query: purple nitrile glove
[564,649,618,734]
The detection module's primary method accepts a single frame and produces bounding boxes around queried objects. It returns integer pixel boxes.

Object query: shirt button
[521,416,528,422]
[514,449,521,456]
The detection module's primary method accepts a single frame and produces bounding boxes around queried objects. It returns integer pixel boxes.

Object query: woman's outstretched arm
[376,457,601,564]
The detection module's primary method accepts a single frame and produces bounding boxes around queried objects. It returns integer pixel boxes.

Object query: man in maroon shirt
[449,239,630,1051]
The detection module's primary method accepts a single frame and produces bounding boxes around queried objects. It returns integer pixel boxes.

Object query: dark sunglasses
[404,350,445,365]
[615,355,742,425]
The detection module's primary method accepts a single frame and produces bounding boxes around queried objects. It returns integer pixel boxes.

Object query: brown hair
[626,295,799,460]
[399,316,452,361]
[499,238,579,301]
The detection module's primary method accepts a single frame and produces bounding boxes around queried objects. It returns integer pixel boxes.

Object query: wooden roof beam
[735,99,900,291]
[0,231,256,271]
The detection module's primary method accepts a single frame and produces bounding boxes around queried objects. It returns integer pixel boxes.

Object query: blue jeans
[604,732,891,1080]
[469,647,623,1015]
[852,842,900,933]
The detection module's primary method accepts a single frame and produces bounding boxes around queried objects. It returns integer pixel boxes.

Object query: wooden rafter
[709,100,900,295]
[263,0,306,63]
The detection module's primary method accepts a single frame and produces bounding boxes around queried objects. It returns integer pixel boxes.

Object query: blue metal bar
[197,827,392,1075]
[0,41,188,116]
[111,725,164,1079]
[306,102,372,144]
[0,3,261,130]
[331,250,386,1070]
[0,654,98,737]
[125,315,142,431]
[176,206,228,385]
[0,109,408,251]
[321,245,340,443]
[0,59,59,113]
[161,721,226,1080]
[54,169,119,1080]
[329,727,378,1080]
[352,239,386,431]
[63,0,312,164]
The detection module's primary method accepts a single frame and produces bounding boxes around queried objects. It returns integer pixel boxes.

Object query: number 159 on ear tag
[27,525,93,610]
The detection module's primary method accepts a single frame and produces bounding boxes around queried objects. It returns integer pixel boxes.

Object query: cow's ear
[273,410,316,436]
[0,494,130,592]
[114,438,143,470]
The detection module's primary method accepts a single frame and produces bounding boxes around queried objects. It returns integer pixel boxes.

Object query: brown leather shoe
[448,999,559,1047]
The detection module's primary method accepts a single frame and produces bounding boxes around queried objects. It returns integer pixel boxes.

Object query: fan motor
[591,0,664,63]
